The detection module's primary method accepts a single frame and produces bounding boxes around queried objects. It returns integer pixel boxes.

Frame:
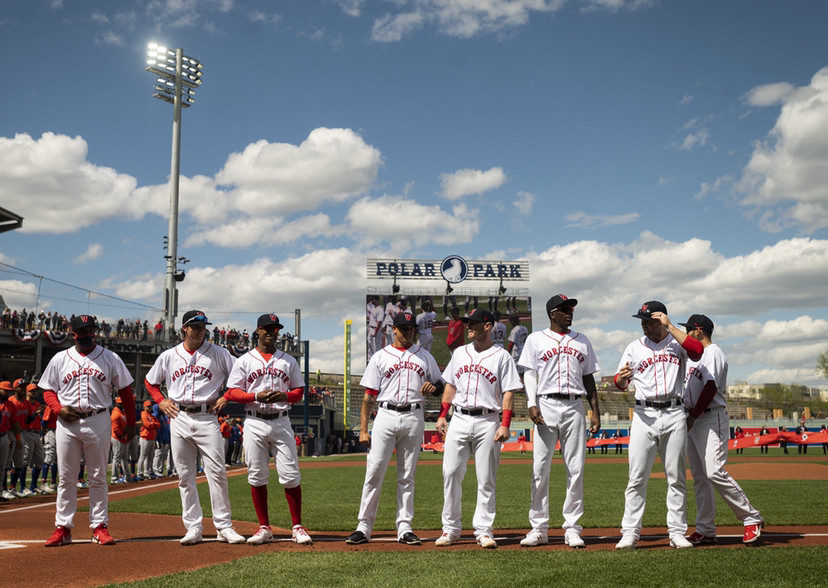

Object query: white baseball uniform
[491,321,507,348]
[416,310,436,352]
[355,343,442,539]
[508,324,528,362]
[616,334,700,540]
[368,304,385,358]
[145,340,236,534]
[383,301,400,346]
[684,343,762,535]
[440,343,522,539]
[225,348,305,488]
[39,345,134,530]
[518,328,599,536]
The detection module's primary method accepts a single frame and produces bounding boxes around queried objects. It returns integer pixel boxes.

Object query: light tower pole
[146,43,203,342]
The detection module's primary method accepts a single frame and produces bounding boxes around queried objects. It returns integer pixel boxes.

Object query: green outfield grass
[108,454,828,587]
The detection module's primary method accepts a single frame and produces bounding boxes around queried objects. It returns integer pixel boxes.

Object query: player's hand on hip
[436,417,448,436]
[529,406,545,425]
[159,398,179,419]
[494,426,510,443]
[58,406,80,422]
[212,397,227,414]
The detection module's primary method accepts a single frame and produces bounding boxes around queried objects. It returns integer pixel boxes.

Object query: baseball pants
[528,396,586,534]
[170,411,234,532]
[55,411,111,529]
[137,438,156,477]
[43,429,57,466]
[243,416,300,488]
[0,432,10,479]
[687,407,762,535]
[355,407,425,539]
[154,442,171,475]
[22,430,45,471]
[110,438,129,480]
[621,405,687,539]
[418,333,434,352]
[441,412,501,538]
[10,433,25,468]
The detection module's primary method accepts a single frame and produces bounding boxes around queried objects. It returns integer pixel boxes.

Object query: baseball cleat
[217,527,246,544]
[92,523,116,545]
[180,527,203,546]
[615,535,638,550]
[435,532,459,547]
[398,532,422,545]
[45,526,72,547]
[292,525,313,545]
[20,487,34,497]
[520,530,549,547]
[345,530,368,545]
[247,526,273,545]
[743,521,765,544]
[477,534,497,549]
[669,534,694,549]
[687,531,717,545]
[564,531,586,548]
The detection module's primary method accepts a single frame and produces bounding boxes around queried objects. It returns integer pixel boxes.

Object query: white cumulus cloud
[439,167,506,200]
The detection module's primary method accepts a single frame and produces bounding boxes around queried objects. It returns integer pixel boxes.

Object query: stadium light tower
[146,42,203,342]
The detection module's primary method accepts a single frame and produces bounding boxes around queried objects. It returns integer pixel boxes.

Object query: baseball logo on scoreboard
[440,255,469,284]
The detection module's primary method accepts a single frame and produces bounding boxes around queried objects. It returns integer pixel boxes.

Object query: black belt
[178,404,210,414]
[454,406,495,416]
[247,410,288,420]
[76,408,107,418]
[380,402,421,412]
[636,398,682,409]
[543,393,581,401]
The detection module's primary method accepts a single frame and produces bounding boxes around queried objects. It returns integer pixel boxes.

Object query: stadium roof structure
[0,207,23,233]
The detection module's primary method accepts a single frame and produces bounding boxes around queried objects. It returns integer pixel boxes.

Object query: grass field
[107,452,828,587]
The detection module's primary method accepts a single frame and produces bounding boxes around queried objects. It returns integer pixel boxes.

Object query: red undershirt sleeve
[690,380,718,419]
[224,387,256,403]
[681,336,704,361]
[42,390,62,414]
[287,387,304,404]
[118,385,137,426]
[365,388,379,397]
[144,380,166,405]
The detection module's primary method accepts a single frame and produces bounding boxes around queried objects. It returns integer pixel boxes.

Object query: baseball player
[22,382,45,495]
[383,296,400,347]
[679,314,764,545]
[7,379,33,496]
[445,306,465,354]
[416,301,436,352]
[346,311,443,546]
[613,301,703,550]
[506,315,528,372]
[137,400,160,479]
[367,296,385,359]
[145,310,246,546]
[490,311,507,348]
[39,314,137,547]
[518,295,601,548]
[40,395,58,493]
[110,396,130,483]
[0,381,15,501]
[435,309,522,549]
[222,313,313,546]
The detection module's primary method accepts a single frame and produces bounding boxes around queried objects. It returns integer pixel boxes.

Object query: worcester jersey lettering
[145,340,235,405]
[518,329,599,397]
[442,343,522,412]
[616,335,689,401]
[39,345,133,411]
[360,344,442,405]
[226,348,304,412]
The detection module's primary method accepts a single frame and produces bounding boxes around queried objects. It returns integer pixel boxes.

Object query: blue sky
[1,0,828,386]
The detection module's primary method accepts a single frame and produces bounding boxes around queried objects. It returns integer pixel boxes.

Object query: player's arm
[359,390,378,444]
[436,384,457,437]
[654,312,704,360]
[495,389,517,442]
[583,373,600,433]
[118,384,137,440]
[145,378,178,419]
